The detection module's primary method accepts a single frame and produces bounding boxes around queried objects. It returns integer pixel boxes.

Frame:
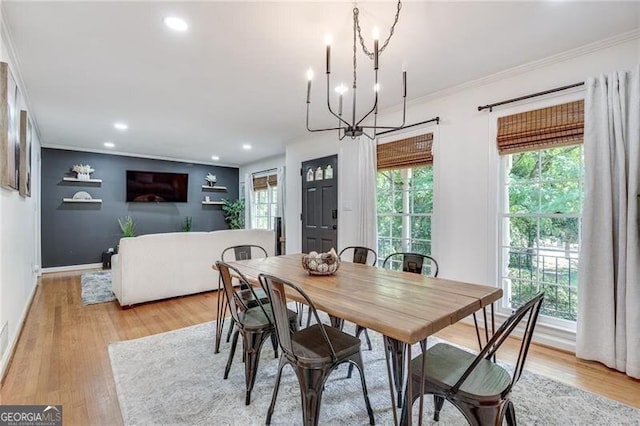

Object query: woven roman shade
[497,100,584,154]
[253,174,277,191]
[377,133,433,170]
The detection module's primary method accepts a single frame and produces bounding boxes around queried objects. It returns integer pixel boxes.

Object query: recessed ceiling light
[114,122,128,131]
[211,155,220,161]
[164,16,189,32]
[104,142,115,148]
[242,144,252,150]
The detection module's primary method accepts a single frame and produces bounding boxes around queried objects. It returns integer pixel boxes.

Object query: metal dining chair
[216,261,298,405]
[259,273,375,426]
[382,252,439,277]
[338,246,378,350]
[214,245,269,353]
[401,292,544,425]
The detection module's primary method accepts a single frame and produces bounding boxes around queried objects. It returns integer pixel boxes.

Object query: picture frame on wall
[19,110,31,197]
[0,61,20,190]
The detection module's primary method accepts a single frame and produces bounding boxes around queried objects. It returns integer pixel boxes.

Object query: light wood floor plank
[0,270,638,425]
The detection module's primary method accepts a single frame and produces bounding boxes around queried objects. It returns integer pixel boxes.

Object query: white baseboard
[42,263,102,274]
[0,277,38,385]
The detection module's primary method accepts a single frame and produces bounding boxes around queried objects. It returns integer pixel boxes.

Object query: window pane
[378,215,392,237]
[505,217,538,248]
[540,181,581,213]
[508,151,539,184]
[501,145,583,323]
[412,216,431,241]
[508,183,539,213]
[540,146,582,181]
[391,216,403,239]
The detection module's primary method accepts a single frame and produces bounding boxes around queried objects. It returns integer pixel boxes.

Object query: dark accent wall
[41,148,239,267]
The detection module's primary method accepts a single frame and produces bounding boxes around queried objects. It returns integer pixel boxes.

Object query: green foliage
[222,198,245,229]
[376,166,433,260]
[505,145,583,321]
[182,216,192,232]
[118,216,136,237]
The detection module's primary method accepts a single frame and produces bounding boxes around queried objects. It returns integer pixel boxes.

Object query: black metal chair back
[382,252,439,277]
[338,246,378,266]
[259,273,375,425]
[402,292,544,425]
[221,244,268,261]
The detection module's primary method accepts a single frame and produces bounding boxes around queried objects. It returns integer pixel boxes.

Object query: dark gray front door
[301,155,338,253]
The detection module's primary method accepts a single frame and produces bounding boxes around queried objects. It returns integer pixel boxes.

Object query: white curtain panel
[356,138,378,252]
[276,166,285,240]
[276,166,285,220]
[244,173,254,229]
[577,65,640,378]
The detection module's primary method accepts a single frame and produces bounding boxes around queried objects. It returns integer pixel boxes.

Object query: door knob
[332,225,337,230]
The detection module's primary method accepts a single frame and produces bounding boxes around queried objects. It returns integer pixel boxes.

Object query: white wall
[0,9,41,380]
[238,154,285,188]
[284,34,640,290]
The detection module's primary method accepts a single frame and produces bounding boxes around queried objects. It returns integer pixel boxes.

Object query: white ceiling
[3,1,639,166]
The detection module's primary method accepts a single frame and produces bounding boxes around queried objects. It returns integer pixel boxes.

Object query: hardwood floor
[1,271,638,425]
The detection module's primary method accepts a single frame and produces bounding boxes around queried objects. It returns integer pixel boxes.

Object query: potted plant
[118,215,136,237]
[222,198,245,229]
[182,216,193,232]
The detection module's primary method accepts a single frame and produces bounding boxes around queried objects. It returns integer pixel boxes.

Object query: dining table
[222,253,503,425]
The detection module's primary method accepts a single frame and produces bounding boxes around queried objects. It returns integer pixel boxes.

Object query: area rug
[81,271,115,305]
[108,318,640,425]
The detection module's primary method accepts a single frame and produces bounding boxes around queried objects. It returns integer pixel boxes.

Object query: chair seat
[239,305,297,330]
[292,324,361,364]
[238,287,269,307]
[410,343,512,401]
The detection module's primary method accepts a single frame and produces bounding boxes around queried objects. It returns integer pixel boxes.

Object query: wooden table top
[224,254,502,345]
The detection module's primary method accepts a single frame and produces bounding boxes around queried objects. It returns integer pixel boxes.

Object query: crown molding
[409,29,640,106]
[41,144,239,168]
[0,8,45,146]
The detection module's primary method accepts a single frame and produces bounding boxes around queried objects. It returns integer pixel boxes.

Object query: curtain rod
[375,116,440,137]
[477,82,585,112]
[251,167,278,177]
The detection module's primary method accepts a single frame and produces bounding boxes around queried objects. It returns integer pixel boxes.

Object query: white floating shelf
[63,177,102,183]
[63,198,103,203]
[201,185,227,190]
[202,201,224,205]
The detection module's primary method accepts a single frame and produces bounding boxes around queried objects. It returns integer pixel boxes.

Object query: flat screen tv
[126,170,189,202]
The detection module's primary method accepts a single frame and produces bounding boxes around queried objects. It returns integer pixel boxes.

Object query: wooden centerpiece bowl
[301,249,340,275]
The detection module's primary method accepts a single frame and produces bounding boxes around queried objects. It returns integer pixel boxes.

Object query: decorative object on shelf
[306,168,314,182]
[221,198,245,229]
[182,216,192,232]
[118,215,136,238]
[72,191,92,200]
[301,248,340,275]
[204,195,210,202]
[324,164,333,179]
[305,1,432,140]
[205,173,217,187]
[71,164,95,180]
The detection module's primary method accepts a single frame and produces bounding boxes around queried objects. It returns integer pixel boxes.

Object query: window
[251,173,277,230]
[497,100,584,324]
[376,133,434,267]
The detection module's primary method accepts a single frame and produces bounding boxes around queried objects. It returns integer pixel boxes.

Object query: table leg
[328,315,344,330]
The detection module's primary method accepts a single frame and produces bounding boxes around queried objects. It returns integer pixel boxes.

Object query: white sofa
[111,229,275,306]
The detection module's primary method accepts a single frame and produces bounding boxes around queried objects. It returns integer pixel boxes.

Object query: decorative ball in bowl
[301,249,340,276]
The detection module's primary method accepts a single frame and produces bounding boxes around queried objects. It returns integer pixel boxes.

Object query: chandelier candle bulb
[403,70,407,97]
[325,34,332,74]
[306,68,314,103]
[373,27,380,70]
